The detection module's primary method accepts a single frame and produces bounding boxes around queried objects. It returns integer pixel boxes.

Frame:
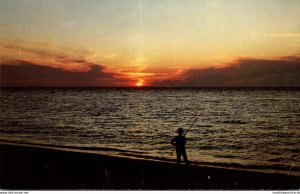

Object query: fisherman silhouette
[171,128,189,165]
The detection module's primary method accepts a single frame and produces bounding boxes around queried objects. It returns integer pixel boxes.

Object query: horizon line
[1,86,300,90]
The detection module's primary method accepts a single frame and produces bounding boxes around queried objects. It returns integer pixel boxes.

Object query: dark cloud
[2,56,300,87]
[152,57,300,87]
[0,60,123,87]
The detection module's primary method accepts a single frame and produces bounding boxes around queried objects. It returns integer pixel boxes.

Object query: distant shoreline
[1,86,300,90]
[1,142,299,190]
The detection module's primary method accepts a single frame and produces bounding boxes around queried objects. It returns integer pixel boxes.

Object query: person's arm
[170,137,176,146]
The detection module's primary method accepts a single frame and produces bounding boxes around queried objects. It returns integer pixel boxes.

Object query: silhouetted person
[171,128,189,165]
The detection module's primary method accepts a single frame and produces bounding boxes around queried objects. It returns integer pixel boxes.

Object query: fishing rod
[171,111,201,155]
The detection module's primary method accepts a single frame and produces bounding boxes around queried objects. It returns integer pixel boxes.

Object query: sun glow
[136,80,144,87]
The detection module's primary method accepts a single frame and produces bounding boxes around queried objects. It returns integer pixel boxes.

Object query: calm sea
[0,88,299,176]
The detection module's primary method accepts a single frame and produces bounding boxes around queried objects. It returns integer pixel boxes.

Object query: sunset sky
[1,0,300,87]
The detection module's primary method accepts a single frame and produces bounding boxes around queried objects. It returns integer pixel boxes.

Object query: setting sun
[1,0,299,88]
[136,80,144,87]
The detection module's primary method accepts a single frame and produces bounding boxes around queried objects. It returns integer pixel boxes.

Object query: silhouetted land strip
[1,143,299,190]
[1,86,300,91]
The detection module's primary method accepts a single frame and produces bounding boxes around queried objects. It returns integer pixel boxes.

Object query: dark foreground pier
[0,143,299,190]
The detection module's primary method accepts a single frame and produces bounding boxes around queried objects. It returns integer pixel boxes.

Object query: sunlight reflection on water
[0,88,299,175]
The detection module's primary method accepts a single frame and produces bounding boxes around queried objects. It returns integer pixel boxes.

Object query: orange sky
[1,0,300,87]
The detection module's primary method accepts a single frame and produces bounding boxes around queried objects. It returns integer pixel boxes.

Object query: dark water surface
[0,88,299,176]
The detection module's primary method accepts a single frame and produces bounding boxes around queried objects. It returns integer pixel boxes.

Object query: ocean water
[0,88,299,176]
